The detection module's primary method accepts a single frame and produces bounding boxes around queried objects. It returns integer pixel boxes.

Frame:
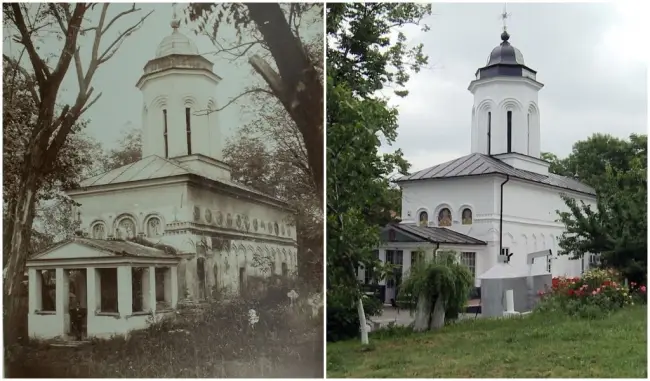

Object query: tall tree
[99,126,143,173]
[187,3,324,198]
[551,133,648,284]
[326,3,431,344]
[2,3,151,345]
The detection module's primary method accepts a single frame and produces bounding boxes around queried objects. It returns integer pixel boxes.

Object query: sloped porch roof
[27,238,180,268]
[381,223,487,246]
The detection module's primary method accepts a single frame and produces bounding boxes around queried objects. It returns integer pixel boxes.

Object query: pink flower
[596,288,601,293]
[641,286,646,293]
[592,290,597,295]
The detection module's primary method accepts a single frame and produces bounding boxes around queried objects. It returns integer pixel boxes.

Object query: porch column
[86,268,98,313]
[402,249,411,279]
[142,267,156,313]
[55,268,70,336]
[28,268,43,313]
[378,249,386,286]
[117,266,132,317]
[170,266,178,308]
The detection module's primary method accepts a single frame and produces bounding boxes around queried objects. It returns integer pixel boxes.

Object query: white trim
[26,256,180,269]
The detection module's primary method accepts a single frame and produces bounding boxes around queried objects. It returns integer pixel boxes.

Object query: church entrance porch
[27,238,180,340]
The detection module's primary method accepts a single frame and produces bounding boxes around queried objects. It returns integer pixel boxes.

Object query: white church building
[27,15,297,340]
[362,29,597,304]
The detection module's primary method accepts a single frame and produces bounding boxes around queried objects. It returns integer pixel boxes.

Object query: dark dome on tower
[485,31,525,66]
[473,29,537,82]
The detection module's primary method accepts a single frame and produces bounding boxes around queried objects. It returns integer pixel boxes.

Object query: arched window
[116,217,136,239]
[461,208,473,225]
[91,223,106,239]
[418,211,428,227]
[146,217,163,238]
[438,208,452,227]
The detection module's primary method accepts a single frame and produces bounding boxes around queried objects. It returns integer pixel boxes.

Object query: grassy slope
[327,306,647,378]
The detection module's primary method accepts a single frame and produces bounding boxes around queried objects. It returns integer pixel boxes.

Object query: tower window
[163,109,169,158]
[527,113,530,155]
[507,111,512,153]
[185,107,192,155]
[487,111,492,155]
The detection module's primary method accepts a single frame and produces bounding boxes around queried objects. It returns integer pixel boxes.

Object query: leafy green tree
[326,3,431,344]
[99,127,142,173]
[552,134,647,284]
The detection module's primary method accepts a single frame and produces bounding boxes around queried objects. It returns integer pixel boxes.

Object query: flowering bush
[536,268,646,318]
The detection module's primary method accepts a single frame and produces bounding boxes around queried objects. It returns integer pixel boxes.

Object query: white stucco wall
[397,174,597,282]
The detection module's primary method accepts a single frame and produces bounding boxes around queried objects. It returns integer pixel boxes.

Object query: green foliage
[326,3,430,313]
[99,127,142,173]
[327,290,383,342]
[551,133,647,284]
[400,252,473,322]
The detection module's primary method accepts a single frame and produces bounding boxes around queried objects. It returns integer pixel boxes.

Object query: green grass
[327,306,647,378]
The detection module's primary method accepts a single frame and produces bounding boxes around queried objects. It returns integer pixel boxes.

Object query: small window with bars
[461,252,476,278]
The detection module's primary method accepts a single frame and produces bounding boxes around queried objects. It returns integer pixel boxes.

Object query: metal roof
[389,223,487,246]
[396,153,595,196]
[77,155,288,205]
[29,237,177,260]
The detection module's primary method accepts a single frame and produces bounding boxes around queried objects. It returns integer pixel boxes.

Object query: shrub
[536,268,647,318]
[327,290,382,342]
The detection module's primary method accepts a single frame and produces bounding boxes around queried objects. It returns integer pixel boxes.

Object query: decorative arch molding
[207,98,217,111]
[458,204,474,225]
[504,232,515,245]
[181,94,199,107]
[89,219,108,239]
[142,213,166,238]
[527,102,540,115]
[113,213,139,239]
[415,207,430,226]
[149,95,169,111]
[476,98,497,113]
[498,98,524,112]
[434,203,454,227]
[540,233,547,249]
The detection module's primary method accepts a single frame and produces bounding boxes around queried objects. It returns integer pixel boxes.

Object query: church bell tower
[136,6,223,162]
[468,16,545,165]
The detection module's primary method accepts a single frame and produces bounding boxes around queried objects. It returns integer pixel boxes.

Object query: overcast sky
[384,2,648,173]
[3,4,321,150]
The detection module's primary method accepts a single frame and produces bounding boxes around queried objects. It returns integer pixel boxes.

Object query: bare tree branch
[193,87,274,116]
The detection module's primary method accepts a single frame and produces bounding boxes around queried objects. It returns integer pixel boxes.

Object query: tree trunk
[429,296,446,330]
[413,292,432,332]
[245,3,324,199]
[3,170,39,346]
[357,297,369,345]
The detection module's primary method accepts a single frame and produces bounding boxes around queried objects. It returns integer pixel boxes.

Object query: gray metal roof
[396,153,595,196]
[389,223,487,246]
[77,155,287,204]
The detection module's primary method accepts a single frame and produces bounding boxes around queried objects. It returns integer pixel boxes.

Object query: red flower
[602,280,611,287]
[567,289,575,296]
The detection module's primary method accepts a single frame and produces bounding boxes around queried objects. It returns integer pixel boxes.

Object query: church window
[91,223,106,239]
[185,107,192,155]
[116,217,136,239]
[418,211,428,227]
[163,109,169,158]
[461,252,476,278]
[239,267,246,296]
[281,262,288,277]
[507,110,512,153]
[438,208,452,227]
[461,208,473,225]
[197,257,206,300]
[146,217,163,238]
[487,111,492,155]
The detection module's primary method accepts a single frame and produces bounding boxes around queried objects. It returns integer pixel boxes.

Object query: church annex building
[358,29,597,304]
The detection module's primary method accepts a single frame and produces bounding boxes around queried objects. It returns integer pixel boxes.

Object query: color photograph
[326,2,647,378]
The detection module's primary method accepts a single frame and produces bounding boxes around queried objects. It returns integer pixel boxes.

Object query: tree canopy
[546,133,647,284]
[326,2,431,330]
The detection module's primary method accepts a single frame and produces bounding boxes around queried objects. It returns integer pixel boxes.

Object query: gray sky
[3,3,321,150]
[383,2,648,173]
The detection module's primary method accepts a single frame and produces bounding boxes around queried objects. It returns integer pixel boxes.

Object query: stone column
[117,266,132,317]
[55,268,70,336]
[142,267,156,313]
[28,268,43,313]
[402,249,411,279]
[86,268,97,314]
[163,268,172,304]
[170,266,178,309]
[378,249,386,286]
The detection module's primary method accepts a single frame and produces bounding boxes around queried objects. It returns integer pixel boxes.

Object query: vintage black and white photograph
[3,2,323,378]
